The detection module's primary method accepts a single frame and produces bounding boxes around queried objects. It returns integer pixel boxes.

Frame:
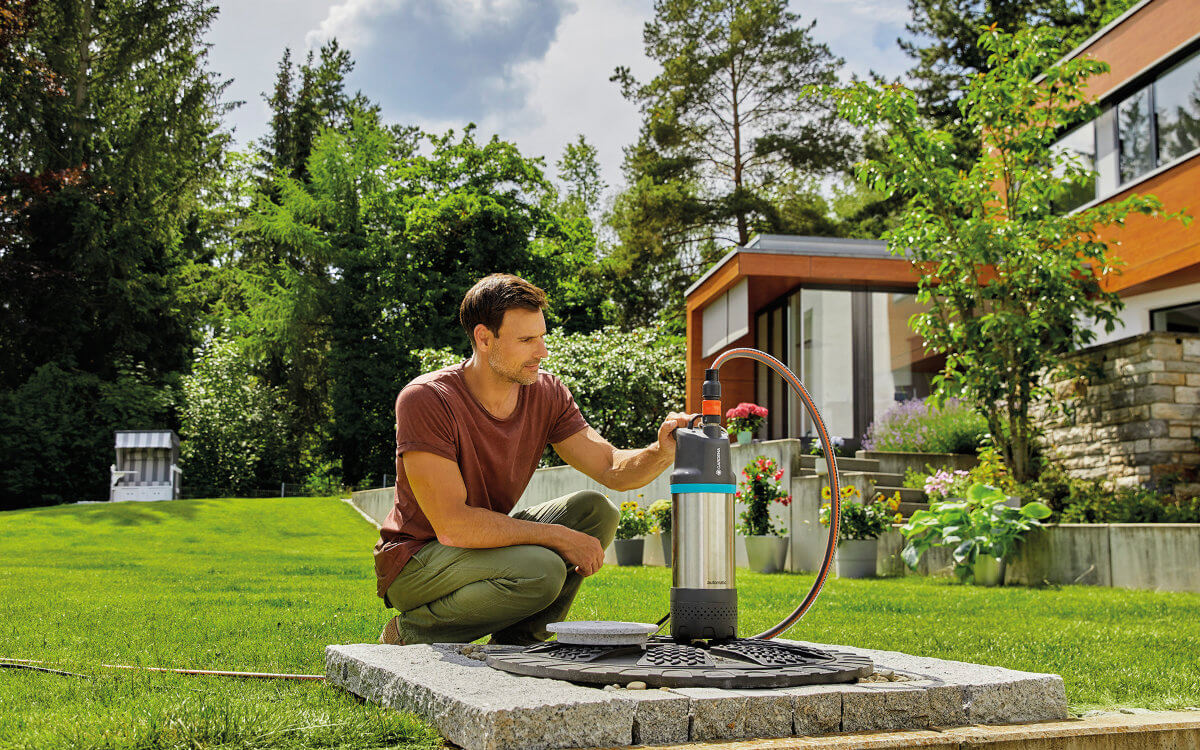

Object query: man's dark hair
[459,274,549,350]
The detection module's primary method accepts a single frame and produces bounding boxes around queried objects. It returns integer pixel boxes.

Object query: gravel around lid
[547,620,660,645]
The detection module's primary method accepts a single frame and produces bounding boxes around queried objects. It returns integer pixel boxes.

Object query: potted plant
[735,456,791,573]
[725,402,768,446]
[614,500,651,566]
[820,487,901,578]
[899,483,1052,585]
[647,498,672,567]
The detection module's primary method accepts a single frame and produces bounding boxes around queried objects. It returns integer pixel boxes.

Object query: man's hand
[551,525,606,577]
[657,412,698,460]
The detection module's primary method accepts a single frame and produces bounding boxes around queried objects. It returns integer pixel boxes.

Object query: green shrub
[862,398,987,454]
[415,324,685,465]
[179,338,296,496]
[1020,463,1200,523]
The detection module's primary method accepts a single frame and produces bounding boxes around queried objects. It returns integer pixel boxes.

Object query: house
[683,0,1199,484]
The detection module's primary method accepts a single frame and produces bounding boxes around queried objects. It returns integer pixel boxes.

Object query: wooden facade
[1066,0,1200,295]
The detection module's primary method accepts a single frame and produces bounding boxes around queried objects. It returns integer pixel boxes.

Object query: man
[375,273,693,646]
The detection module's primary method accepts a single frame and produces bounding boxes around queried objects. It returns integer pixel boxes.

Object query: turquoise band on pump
[670,483,736,494]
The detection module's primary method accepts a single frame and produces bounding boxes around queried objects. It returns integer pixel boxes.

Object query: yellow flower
[820,503,830,511]
[893,512,904,523]
[821,486,831,500]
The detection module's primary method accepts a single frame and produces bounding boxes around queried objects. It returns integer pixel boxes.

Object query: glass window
[792,289,854,440]
[1051,121,1097,212]
[870,292,940,420]
[1118,85,1155,185]
[1151,302,1200,334]
[1155,51,1200,165]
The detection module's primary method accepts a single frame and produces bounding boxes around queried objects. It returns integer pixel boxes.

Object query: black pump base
[486,637,873,689]
[670,587,737,642]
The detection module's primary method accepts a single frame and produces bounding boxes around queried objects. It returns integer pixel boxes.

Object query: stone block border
[325,640,1067,750]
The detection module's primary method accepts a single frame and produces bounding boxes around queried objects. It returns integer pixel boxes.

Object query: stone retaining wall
[878,523,1200,593]
[1032,331,1200,490]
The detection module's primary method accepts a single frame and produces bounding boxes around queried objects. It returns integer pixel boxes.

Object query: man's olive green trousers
[384,490,619,645]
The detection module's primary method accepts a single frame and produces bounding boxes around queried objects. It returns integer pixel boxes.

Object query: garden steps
[897,500,931,517]
[874,486,926,504]
[797,455,881,473]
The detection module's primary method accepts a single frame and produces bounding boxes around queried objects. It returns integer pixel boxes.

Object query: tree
[0,0,230,389]
[828,25,1184,482]
[608,0,851,329]
[556,134,606,219]
[901,0,1141,158]
[248,115,606,485]
[259,39,374,183]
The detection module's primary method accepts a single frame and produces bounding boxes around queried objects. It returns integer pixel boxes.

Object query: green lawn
[2,497,1198,749]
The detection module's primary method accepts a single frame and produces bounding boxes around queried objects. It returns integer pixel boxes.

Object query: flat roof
[684,234,891,297]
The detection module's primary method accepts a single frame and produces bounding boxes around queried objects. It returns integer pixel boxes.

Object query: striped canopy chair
[109,430,182,501]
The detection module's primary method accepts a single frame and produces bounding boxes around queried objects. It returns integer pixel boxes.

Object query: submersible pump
[486,347,871,688]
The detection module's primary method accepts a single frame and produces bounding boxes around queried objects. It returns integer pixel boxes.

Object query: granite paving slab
[325,639,1068,750]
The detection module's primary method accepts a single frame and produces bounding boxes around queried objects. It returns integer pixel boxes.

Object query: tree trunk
[730,51,748,246]
[70,0,93,163]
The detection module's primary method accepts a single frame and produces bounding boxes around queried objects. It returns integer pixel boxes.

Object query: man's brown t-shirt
[373,361,589,599]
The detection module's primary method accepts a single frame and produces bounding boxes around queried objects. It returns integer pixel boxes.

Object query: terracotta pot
[614,538,644,566]
[837,538,878,578]
[744,535,789,573]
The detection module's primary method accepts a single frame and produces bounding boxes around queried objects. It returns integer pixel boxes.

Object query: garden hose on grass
[0,657,324,681]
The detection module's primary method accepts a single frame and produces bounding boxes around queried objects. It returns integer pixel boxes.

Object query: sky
[204,0,915,194]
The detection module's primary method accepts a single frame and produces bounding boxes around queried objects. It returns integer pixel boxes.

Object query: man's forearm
[438,505,567,550]
[603,442,672,492]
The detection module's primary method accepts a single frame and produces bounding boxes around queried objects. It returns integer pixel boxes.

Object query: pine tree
[608,0,850,329]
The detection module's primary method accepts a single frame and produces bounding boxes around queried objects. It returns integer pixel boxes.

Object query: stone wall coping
[1068,329,1200,357]
[1042,522,1200,529]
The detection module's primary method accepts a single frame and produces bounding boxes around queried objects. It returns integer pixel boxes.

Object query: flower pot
[660,530,672,567]
[973,555,1005,586]
[614,538,644,566]
[744,535,788,573]
[837,538,878,578]
[814,457,827,475]
[736,430,753,446]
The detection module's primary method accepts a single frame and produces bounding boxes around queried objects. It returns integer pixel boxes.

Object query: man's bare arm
[553,413,695,492]
[403,450,606,576]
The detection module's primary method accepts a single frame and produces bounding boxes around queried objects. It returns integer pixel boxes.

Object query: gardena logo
[715,447,722,476]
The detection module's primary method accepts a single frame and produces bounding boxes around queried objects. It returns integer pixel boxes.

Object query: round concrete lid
[546,621,659,646]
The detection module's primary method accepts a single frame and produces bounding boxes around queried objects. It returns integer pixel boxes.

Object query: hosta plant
[899,483,1051,582]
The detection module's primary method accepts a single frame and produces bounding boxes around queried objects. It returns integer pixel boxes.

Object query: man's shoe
[379,615,406,646]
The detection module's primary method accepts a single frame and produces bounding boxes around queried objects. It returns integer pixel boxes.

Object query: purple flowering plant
[862,398,986,454]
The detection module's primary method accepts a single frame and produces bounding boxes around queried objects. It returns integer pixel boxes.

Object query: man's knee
[508,545,568,608]
[567,490,619,542]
